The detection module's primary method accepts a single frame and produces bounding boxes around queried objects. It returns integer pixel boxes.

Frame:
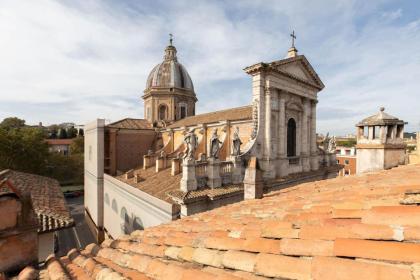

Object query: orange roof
[20,164,420,279]
[0,170,74,233]
[168,106,252,129]
[107,118,153,130]
[45,139,74,145]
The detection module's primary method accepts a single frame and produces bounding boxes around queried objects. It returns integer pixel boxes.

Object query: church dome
[146,41,194,92]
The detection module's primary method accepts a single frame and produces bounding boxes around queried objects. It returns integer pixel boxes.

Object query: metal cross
[290,30,296,48]
[169,33,173,46]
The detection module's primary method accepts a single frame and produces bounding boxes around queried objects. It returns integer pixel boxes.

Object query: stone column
[207,158,221,188]
[301,99,310,172]
[310,100,319,170]
[244,157,264,200]
[180,158,197,192]
[277,93,288,177]
[261,87,275,179]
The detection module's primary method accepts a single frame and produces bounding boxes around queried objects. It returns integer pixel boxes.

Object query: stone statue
[209,128,222,159]
[183,128,198,161]
[328,136,336,153]
[232,126,242,156]
[322,132,330,152]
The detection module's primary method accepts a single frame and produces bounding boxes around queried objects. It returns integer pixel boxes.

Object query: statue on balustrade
[327,136,336,154]
[209,128,222,159]
[232,126,242,156]
[183,128,198,161]
[322,132,330,152]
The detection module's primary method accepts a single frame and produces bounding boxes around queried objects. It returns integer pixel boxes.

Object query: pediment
[270,56,324,90]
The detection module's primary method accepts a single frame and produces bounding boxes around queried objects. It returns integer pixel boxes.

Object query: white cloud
[0,0,419,135]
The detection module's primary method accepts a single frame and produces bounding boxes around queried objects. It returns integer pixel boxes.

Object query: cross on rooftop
[169,33,173,46]
[290,30,296,48]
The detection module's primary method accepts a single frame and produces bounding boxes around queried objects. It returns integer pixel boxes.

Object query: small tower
[356,107,406,173]
[143,35,197,126]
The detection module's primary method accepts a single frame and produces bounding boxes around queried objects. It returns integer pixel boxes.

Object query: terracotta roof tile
[0,170,74,233]
[25,164,420,279]
[168,106,252,129]
[107,118,153,130]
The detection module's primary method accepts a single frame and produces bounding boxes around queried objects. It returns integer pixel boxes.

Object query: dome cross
[169,33,173,46]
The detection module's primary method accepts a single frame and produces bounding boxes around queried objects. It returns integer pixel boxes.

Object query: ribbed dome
[146,43,194,92]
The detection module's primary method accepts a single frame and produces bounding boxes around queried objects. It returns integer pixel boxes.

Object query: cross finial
[169,33,173,46]
[290,30,296,48]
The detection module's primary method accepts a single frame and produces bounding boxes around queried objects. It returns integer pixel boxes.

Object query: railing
[288,156,300,165]
[195,161,208,178]
[220,161,234,186]
[220,161,233,175]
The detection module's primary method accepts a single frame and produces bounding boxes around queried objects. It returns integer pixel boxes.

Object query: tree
[47,124,60,139]
[0,117,25,130]
[66,127,78,138]
[58,128,67,139]
[0,126,49,174]
[70,136,84,154]
[78,128,84,137]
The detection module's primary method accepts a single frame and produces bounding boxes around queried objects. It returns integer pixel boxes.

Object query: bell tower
[143,35,197,125]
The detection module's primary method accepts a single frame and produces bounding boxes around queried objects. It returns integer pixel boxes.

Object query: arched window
[104,193,110,205]
[120,207,130,234]
[133,217,144,231]
[287,118,296,157]
[111,199,118,213]
[158,104,167,120]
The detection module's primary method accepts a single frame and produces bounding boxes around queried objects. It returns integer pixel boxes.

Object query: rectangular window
[180,106,186,119]
[373,126,380,139]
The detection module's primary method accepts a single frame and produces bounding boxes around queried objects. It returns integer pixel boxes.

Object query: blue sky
[0,0,419,135]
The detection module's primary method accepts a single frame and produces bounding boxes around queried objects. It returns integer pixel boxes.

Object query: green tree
[66,127,78,138]
[0,126,49,174]
[0,117,26,130]
[58,128,67,139]
[70,136,84,154]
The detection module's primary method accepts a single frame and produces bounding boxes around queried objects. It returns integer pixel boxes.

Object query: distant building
[355,107,406,173]
[46,139,74,156]
[408,132,420,164]
[0,169,74,272]
[336,146,356,176]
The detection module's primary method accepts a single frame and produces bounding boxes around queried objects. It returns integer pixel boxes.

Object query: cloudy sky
[0,0,419,135]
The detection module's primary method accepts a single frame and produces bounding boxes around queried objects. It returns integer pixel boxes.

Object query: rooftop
[107,118,153,130]
[0,170,74,233]
[45,139,74,145]
[168,106,252,129]
[357,107,405,127]
[30,164,420,279]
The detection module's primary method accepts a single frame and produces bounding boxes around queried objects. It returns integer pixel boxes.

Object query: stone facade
[243,52,324,179]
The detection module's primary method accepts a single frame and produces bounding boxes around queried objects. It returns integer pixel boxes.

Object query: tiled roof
[357,107,404,126]
[107,118,153,130]
[116,167,181,204]
[168,106,252,129]
[45,139,74,145]
[0,170,74,233]
[26,164,420,279]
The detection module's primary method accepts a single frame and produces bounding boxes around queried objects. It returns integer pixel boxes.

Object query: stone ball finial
[380,107,385,112]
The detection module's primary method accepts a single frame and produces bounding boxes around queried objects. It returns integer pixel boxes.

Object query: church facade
[84,36,339,242]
